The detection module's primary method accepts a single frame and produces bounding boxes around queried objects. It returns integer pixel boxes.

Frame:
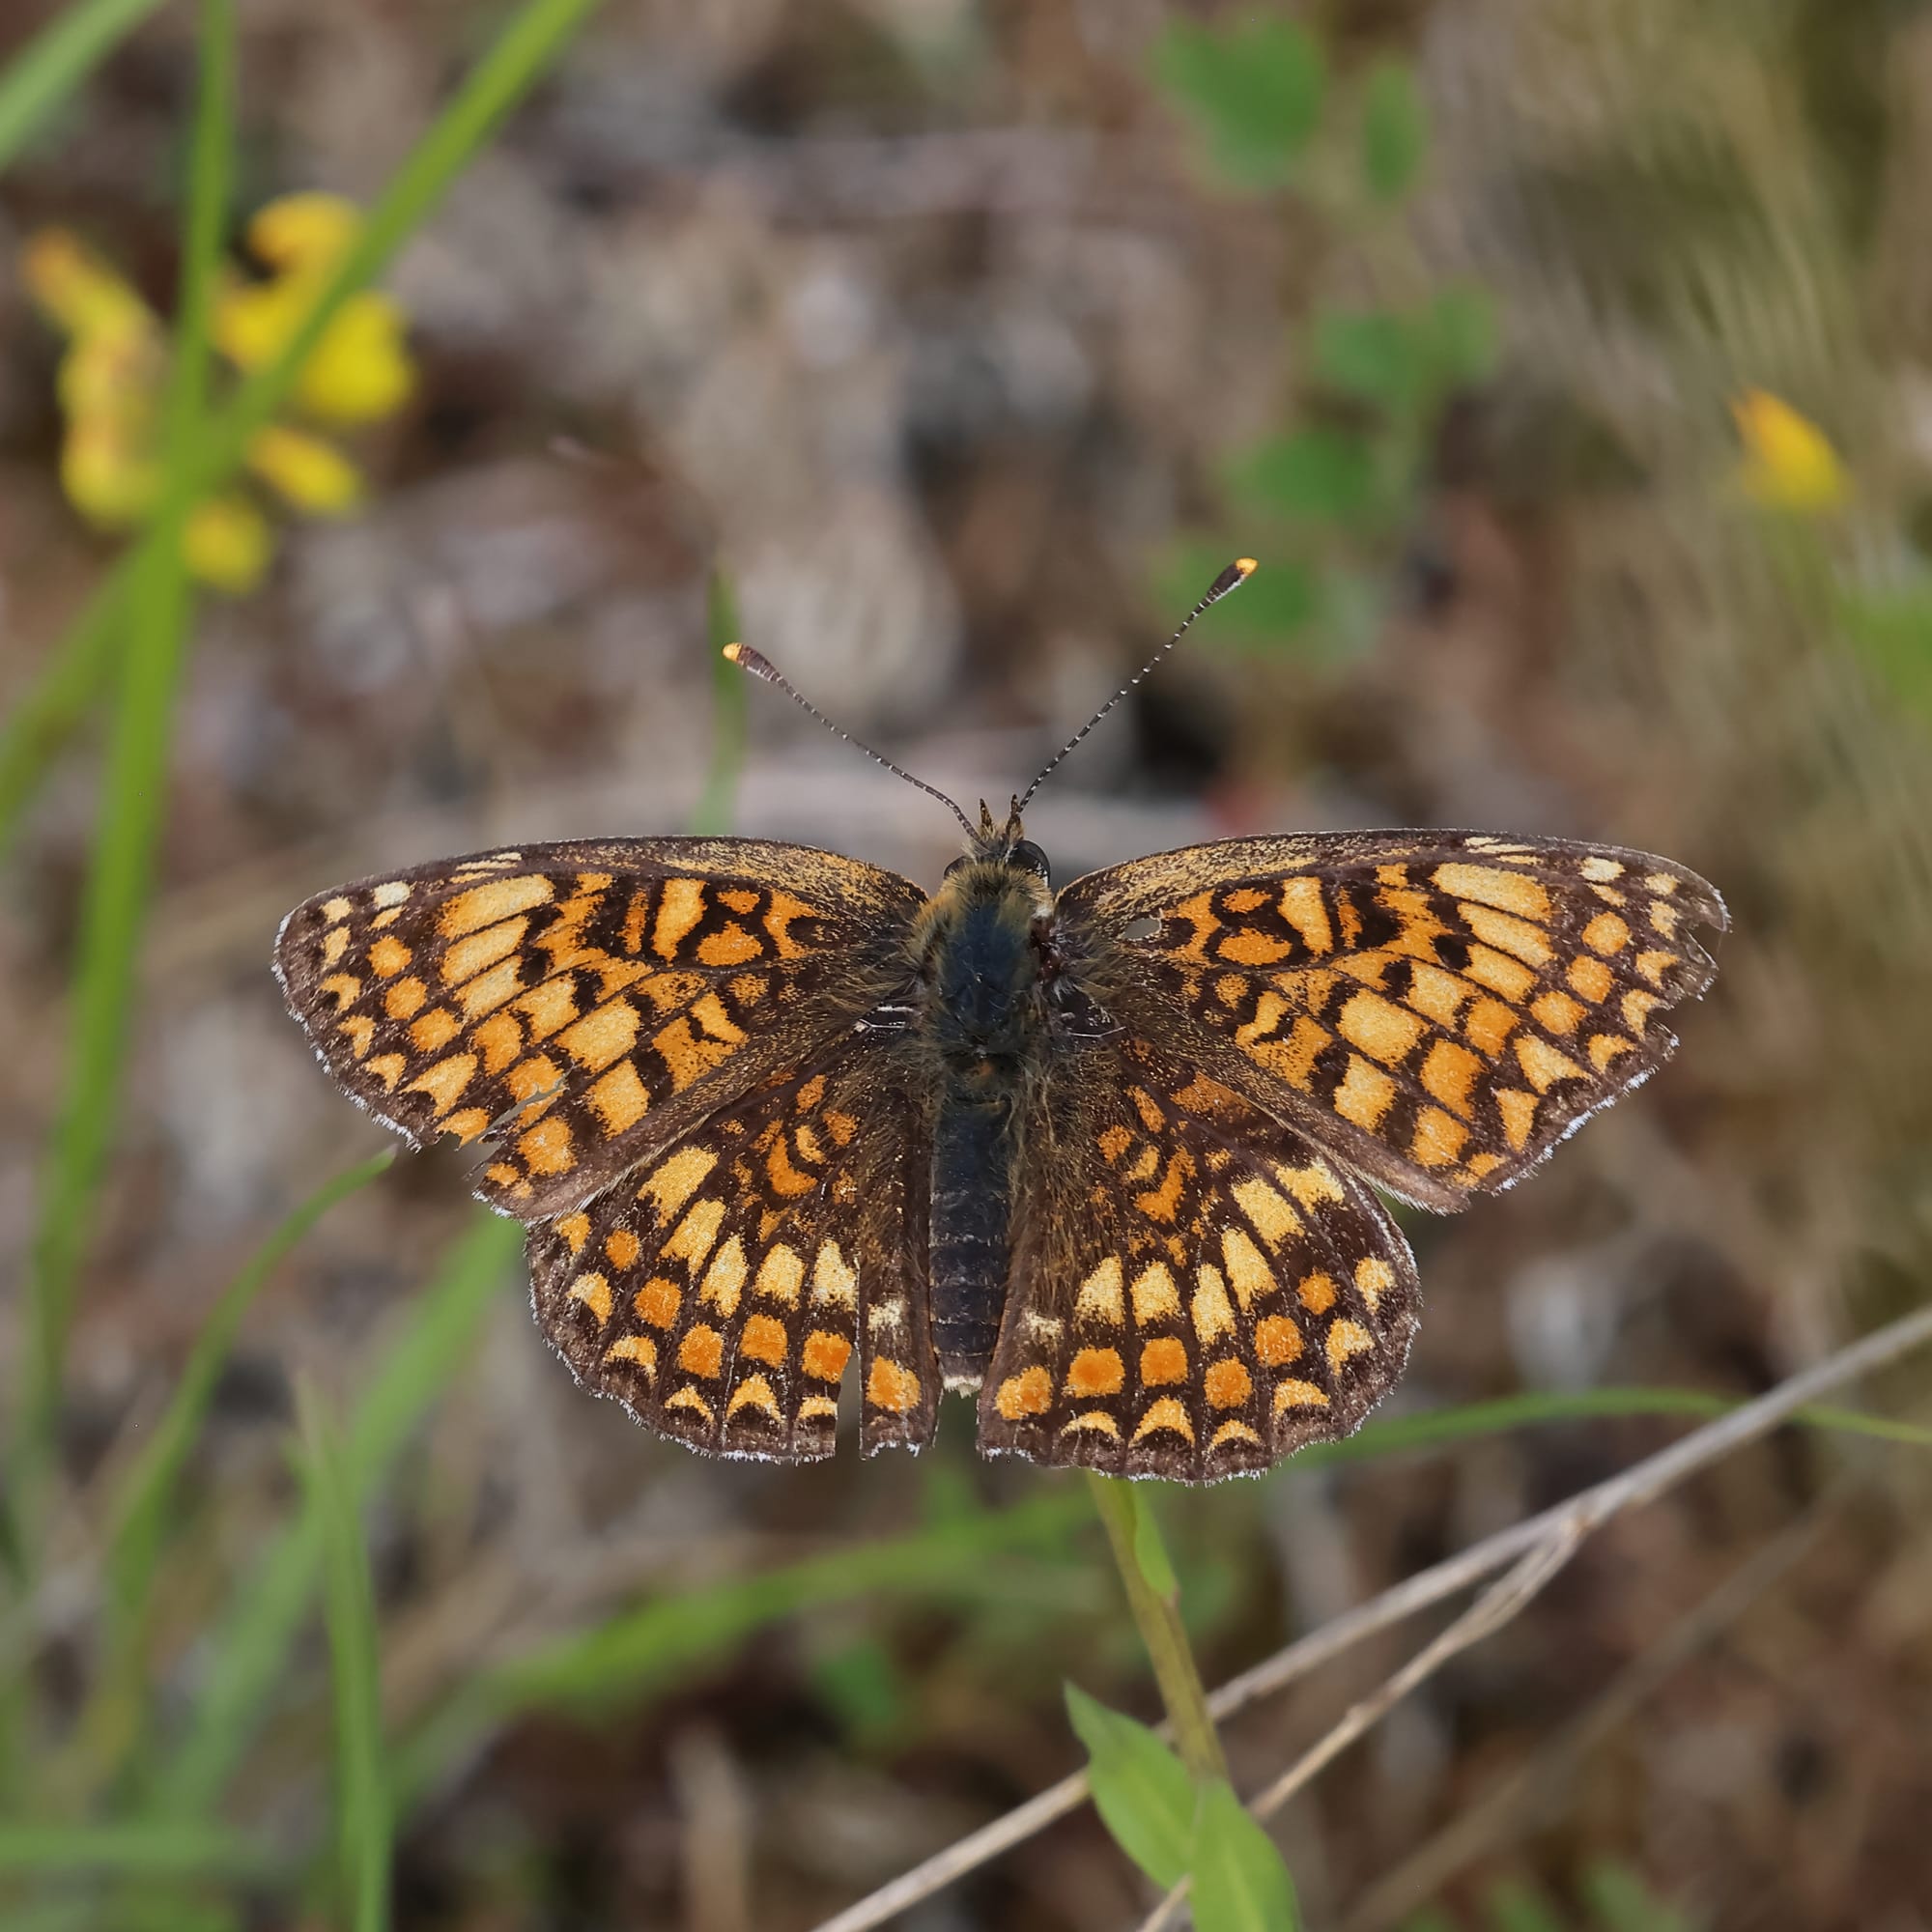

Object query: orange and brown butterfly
[275,560,1725,1481]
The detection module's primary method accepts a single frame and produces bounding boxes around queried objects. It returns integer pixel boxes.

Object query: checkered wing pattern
[1059,832,1725,1212]
[979,1037,1418,1480]
[528,1041,935,1461]
[275,838,925,1220]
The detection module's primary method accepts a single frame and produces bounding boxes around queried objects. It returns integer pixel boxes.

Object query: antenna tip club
[722,641,745,663]
[1206,556,1259,601]
[1235,556,1259,577]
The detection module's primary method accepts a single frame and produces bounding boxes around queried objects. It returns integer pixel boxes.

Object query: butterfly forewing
[275,838,925,1219]
[529,1040,936,1461]
[979,1037,1418,1480]
[1060,832,1725,1212]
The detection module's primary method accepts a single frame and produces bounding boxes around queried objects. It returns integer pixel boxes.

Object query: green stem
[1084,1472,1229,1784]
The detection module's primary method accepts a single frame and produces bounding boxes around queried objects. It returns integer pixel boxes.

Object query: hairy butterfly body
[276,565,1725,1482]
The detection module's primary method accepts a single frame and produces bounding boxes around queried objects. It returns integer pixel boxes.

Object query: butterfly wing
[529,1037,936,1462]
[1056,831,1725,1211]
[977,1036,1418,1481]
[275,838,925,1220]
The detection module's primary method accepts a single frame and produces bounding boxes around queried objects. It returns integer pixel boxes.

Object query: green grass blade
[0,0,611,857]
[158,1214,519,1816]
[1064,1683,1196,1889]
[16,0,234,1567]
[691,567,747,836]
[300,1390,391,1932]
[0,1822,271,1879]
[63,1153,395,1793]
[0,0,170,174]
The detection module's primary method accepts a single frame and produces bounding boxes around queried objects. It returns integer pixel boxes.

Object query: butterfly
[275,561,1725,1482]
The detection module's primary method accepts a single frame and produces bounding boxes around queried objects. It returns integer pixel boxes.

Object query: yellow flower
[213,192,415,423]
[184,496,274,594]
[21,230,152,340]
[246,424,364,513]
[1733,389,1847,513]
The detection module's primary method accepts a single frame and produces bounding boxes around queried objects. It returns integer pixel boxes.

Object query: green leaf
[1581,1857,1700,1932]
[1312,307,1423,410]
[1128,1489,1179,1600]
[0,0,170,175]
[1153,17,1326,188]
[1361,60,1428,202]
[1237,428,1379,524]
[1419,285,1500,388]
[1064,1683,1196,1889]
[1486,1875,1568,1932]
[1191,1778,1299,1931]
[1836,582,1932,723]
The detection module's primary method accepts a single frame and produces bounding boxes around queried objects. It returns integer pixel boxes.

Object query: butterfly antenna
[1016,557,1256,814]
[723,641,978,838]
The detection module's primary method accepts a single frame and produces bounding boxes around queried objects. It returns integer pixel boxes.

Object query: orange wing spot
[1224,886,1269,913]
[634,1278,681,1327]
[1296,1271,1337,1315]
[726,1373,781,1421]
[822,1108,858,1147]
[810,1240,858,1309]
[1231,1176,1300,1248]
[739,1313,788,1367]
[698,1236,749,1317]
[1404,960,1469,1027]
[1434,863,1552,921]
[505,1053,561,1104]
[555,1212,591,1255]
[1273,1378,1330,1411]
[1276,1158,1345,1208]
[1253,1315,1303,1366]
[753,1244,806,1307]
[1515,1034,1586,1094]
[1061,1410,1122,1439]
[652,877,707,959]
[1065,1347,1125,1397]
[1463,944,1537,1003]
[602,1335,655,1375]
[1165,890,1217,961]
[1219,1228,1275,1311]
[654,1012,742,1092]
[1191,1264,1236,1344]
[411,1007,461,1054]
[380,977,424,1023]
[757,890,818,959]
[441,874,553,939]
[442,1106,491,1144]
[1234,988,1286,1047]
[368,935,412,979]
[470,1009,523,1075]
[1209,1419,1263,1452]
[1532,989,1584,1036]
[666,1385,715,1424]
[1466,1151,1503,1179]
[1338,989,1426,1068]
[483,1161,523,1192]
[1132,1397,1195,1444]
[996,1366,1053,1419]
[321,972,361,1009]
[765,1135,817,1199]
[514,977,579,1039]
[1412,1105,1467,1167]
[797,1394,839,1425]
[1325,1319,1374,1373]
[1463,996,1518,1057]
[557,999,641,1072]
[319,926,351,969]
[1140,1337,1189,1385]
[1588,1032,1636,1071]
[1496,1088,1538,1152]
[586,1061,651,1139]
[408,1051,476,1120]
[719,887,759,914]
[1277,875,1333,952]
[1650,901,1680,937]
[796,1075,829,1111]
[867,1358,921,1412]
[1248,1014,1331,1094]
[440,916,527,990]
[363,1052,406,1092]
[1214,973,1248,1009]
[1204,1358,1252,1409]
[802,1329,851,1380]
[1622,986,1662,1031]
[322,895,355,922]
[1216,926,1293,966]
[337,1013,376,1060]
[1130,1261,1181,1323]
[618,888,651,956]
[1126,1086,1165,1131]
[1643,871,1681,895]
[697,923,766,967]
[1580,856,1625,883]
[1461,902,1554,969]
[1075,1256,1126,1324]
[456,955,526,1023]
[1567,954,1614,1004]
[664,1199,725,1274]
[639,1147,718,1224]
[1332,1054,1397,1132]
[1354,1256,1394,1311]
[678,1325,724,1378]
[1582,912,1631,955]
[1095,1125,1136,1169]
[1635,949,1678,985]
[1134,1150,1191,1224]
[568,1272,612,1324]
[604,1228,641,1269]
[518,1115,575,1177]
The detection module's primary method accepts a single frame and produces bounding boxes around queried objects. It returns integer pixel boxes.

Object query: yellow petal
[63,418,162,526]
[22,229,154,339]
[213,277,309,371]
[247,423,364,513]
[1733,388,1847,513]
[245,192,361,272]
[184,496,274,594]
[59,327,167,420]
[292,293,415,423]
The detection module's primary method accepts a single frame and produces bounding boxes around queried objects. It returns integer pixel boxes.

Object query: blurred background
[3,2,1930,1927]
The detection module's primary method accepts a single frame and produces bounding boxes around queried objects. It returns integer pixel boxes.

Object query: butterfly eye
[1009,839,1051,883]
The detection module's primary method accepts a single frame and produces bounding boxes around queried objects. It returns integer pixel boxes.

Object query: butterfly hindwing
[1059,831,1725,1211]
[275,838,926,1219]
[528,1039,936,1461]
[978,1037,1419,1481]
